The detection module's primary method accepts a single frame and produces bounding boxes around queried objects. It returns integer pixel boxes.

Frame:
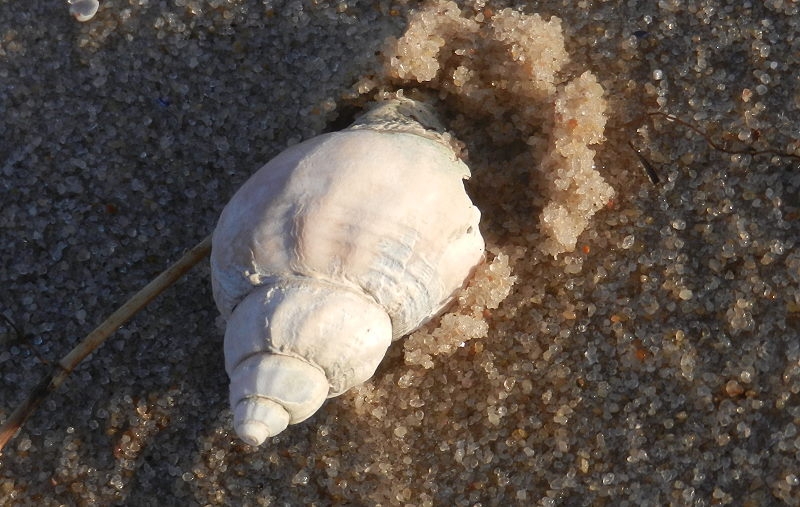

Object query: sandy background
[2,0,800,505]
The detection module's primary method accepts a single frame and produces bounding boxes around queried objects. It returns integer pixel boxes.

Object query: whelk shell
[211,98,485,445]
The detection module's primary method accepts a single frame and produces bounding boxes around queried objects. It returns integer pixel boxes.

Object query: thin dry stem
[0,234,213,452]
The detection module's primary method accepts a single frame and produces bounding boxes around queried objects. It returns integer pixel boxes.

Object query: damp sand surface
[2,1,800,505]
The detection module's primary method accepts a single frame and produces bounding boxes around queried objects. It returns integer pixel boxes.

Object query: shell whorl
[211,98,485,444]
[226,279,392,444]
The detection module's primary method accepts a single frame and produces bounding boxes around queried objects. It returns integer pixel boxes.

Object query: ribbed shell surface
[211,129,484,338]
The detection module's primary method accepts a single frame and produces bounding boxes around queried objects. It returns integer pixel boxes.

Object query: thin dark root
[648,111,800,162]
[628,141,660,184]
[0,314,21,343]
[0,314,49,365]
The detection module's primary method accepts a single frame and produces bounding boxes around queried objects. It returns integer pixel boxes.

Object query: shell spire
[211,97,485,445]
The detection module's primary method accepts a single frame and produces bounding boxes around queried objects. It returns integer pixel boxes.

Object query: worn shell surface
[211,99,485,445]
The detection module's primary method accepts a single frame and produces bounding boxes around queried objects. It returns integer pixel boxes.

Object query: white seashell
[210,98,485,445]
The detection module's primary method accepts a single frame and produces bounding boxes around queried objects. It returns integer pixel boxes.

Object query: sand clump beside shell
[404,250,515,368]
[538,72,612,256]
[374,0,614,258]
[360,0,615,363]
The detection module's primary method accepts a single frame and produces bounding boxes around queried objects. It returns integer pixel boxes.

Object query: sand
[2,0,800,505]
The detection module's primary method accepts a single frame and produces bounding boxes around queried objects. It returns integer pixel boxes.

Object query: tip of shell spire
[234,397,291,446]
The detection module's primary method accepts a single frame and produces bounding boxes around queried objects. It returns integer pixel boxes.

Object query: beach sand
[2,0,800,504]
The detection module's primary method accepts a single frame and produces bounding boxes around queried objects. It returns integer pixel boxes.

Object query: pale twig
[0,234,213,452]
